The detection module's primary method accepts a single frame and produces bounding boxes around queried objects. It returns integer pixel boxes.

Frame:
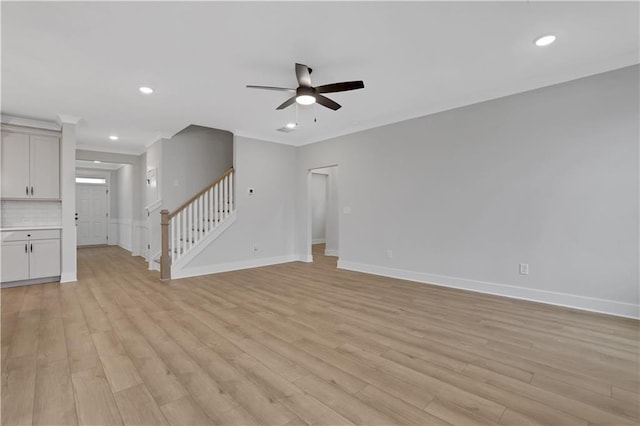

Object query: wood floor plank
[92,331,143,393]
[71,365,123,425]
[160,396,214,426]
[1,245,638,426]
[32,359,77,426]
[1,355,38,426]
[113,383,168,425]
[279,393,355,426]
[293,374,399,425]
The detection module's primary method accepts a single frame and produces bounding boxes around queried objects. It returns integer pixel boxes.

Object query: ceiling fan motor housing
[297,86,316,97]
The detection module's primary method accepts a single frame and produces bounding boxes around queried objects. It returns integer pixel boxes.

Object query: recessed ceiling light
[139,86,154,94]
[109,135,119,140]
[285,122,297,129]
[94,160,101,163]
[534,35,556,47]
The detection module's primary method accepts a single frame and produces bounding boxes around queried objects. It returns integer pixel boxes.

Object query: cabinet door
[1,241,30,283]
[1,132,30,199]
[29,135,60,199]
[29,239,60,279]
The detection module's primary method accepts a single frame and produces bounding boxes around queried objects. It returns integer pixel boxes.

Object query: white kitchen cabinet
[0,229,61,285]
[1,133,30,198]
[29,239,61,279]
[1,129,60,199]
[0,241,30,282]
[30,135,60,199]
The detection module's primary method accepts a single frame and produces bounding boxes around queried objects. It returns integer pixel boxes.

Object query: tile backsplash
[1,200,62,227]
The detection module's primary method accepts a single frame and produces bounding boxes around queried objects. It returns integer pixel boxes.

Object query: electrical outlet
[519,263,529,275]
[386,249,393,259]
[252,243,259,252]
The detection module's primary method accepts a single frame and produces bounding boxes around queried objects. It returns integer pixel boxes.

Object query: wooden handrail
[168,167,234,219]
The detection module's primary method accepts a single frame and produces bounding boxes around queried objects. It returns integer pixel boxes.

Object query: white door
[76,183,108,246]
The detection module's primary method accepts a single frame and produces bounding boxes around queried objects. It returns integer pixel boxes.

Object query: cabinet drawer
[29,230,60,240]
[1,229,61,242]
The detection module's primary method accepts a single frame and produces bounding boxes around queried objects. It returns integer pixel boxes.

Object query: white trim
[145,199,163,213]
[132,220,146,256]
[1,116,61,131]
[1,276,61,288]
[172,254,305,279]
[337,260,640,319]
[60,272,77,283]
[312,238,326,244]
[324,249,339,257]
[298,255,314,263]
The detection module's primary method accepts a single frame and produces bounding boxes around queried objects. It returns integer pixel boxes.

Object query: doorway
[308,165,339,263]
[76,181,108,246]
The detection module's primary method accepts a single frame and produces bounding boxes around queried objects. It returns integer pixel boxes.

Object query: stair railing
[160,167,234,280]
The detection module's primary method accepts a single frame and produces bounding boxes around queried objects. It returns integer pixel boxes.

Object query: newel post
[160,209,171,281]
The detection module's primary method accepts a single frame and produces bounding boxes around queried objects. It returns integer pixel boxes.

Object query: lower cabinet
[0,229,61,284]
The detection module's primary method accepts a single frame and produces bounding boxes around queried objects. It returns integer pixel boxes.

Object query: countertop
[0,226,63,231]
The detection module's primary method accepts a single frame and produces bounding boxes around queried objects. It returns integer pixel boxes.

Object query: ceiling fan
[247,63,364,111]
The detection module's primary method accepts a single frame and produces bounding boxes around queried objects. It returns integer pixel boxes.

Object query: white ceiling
[2,2,638,154]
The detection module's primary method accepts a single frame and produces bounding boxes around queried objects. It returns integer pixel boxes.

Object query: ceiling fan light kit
[247,63,364,111]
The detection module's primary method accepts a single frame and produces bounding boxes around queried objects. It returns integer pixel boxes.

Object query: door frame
[307,164,339,262]
[75,169,111,247]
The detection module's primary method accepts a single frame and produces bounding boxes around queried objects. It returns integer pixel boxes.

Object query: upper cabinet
[1,129,60,200]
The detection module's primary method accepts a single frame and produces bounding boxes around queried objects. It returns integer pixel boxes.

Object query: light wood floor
[2,244,638,425]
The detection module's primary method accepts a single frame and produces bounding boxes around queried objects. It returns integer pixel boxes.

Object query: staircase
[160,167,235,280]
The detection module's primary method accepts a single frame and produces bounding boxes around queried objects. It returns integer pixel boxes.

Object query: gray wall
[180,136,297,276]
[295,65,639,317]
[161,125,233,211]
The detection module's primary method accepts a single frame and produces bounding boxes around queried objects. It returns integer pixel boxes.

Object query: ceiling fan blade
[295,63,312,87]
[276,96,297,110]
[316,80,365,94]
[247,85,295,92]
[316,95,341,111]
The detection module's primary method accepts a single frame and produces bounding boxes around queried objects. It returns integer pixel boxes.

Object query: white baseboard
[324,249,339,257]
[297,254,314,263]
[337,260,639,319]
[172,255,304,279]
[312,238,326,244]
[118,243,132,252]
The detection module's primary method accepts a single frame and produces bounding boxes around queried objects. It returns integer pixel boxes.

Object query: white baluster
[223,176,228,220]
[180,210,185,258]
[214,183,219,225]
[209,187,214,230]
[204,191,209,232]
[200,195,205,238]
[229,172,234,212]
[170,216,175,262]
[188,204,193,250]
[197,197,201,242]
